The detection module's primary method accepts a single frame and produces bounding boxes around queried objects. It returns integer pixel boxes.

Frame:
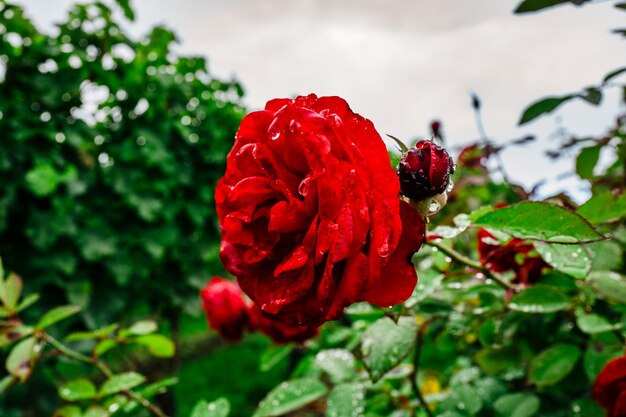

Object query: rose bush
[594,356,626,417]
[216,94,425,326]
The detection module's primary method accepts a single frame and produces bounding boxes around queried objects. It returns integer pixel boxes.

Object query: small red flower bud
[430,120,441,137]
[200,277,253,341]
[397,140,454,201]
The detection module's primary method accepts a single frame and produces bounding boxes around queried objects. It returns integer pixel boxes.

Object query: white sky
[17,0,626,202]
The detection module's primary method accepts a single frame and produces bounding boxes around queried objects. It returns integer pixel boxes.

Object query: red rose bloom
[249,305,318,344]
[397,140,454,201]
[594,356,626,417]
[477,229,547,285]
[200,277,252,341]
[216,94,425,326]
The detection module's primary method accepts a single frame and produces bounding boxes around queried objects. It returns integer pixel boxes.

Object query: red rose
[477,229,547,285]
[594,356,626,417]
[249,305,318,344]
[200,277,252,341]
[216,94,425,326]
[397,140,454,201]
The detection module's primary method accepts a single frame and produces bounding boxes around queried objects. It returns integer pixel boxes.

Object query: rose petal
[361,201,424,307]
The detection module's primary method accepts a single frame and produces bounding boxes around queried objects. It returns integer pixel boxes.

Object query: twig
[410,321,434,417]
[426,241,519,292]
[45,335,169,417]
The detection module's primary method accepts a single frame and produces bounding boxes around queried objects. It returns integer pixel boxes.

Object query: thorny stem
[473,104,511,184]
[410,321,435,417]
[426,240,519,292]
[45,335,169,417]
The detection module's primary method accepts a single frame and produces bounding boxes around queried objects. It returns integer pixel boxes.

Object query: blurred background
[18,0,626,199]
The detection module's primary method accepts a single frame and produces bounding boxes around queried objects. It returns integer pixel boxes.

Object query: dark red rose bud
[430,120,442,138]
[249,305,318,344]
[200,277,253,341]
[594,356,626,416]
[397,140,454,201]
[477,229,547,286]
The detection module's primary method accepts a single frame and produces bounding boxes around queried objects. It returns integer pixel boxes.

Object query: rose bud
[249,304,318,344]
[477,228,547,285]
[594,356,626,416]
[200,277,253,341]
[397,140,455,202]
[430,120,442,139]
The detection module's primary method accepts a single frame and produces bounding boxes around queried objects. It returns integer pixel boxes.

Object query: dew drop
[288,120,301,134]
[429,201,440,213]
[446,179,454,192]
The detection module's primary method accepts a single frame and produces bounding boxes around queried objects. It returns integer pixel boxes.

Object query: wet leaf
[58,378,97,401]
[529,344,581,386]
[100,372,146,397]
[534,242,591,279]
[253,378,327,417]
[508,286,569,313]
[315,349,356,384]
[473,202,605,243]
[361,316,417,381]
[326,383,365,417]
[190,397,230,417]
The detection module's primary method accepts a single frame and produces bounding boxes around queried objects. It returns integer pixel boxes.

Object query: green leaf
[508,286,569,313]
[361,316,417,381]
[534,242,591,279]
[59,378,97,401]
[83,406,108,417]
[588,271,626,304]
[494,393,540,417]
[514,0,569,14]
[126,320,158,335]
[135,334,175,358]
[529,344,581,386]
[0,273,22,310]
[583,338,623,380]
[114,0,135,20]
[0,325,34,347]
[253,378,327,417]
[260,344,293,372]
[451,385,483,415]
[94,339,117,357]
[99,372,146,397]
[16,293,40,312]
[190,398,231,417]
[473,202,605,243]
[578,192,626,224]
[0,375,15,394]
[518,96,572,124]
[578,88,602,106]
[53,405,83,417]
[6,336,38,382]
[326,383,365,417]
[575,145,601,179]
[314,349,356,384]
[66,324,119,342]
[576,313,617,334]
[36,305,81,329]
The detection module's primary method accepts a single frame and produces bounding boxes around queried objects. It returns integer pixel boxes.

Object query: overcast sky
[18,0,626,201]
